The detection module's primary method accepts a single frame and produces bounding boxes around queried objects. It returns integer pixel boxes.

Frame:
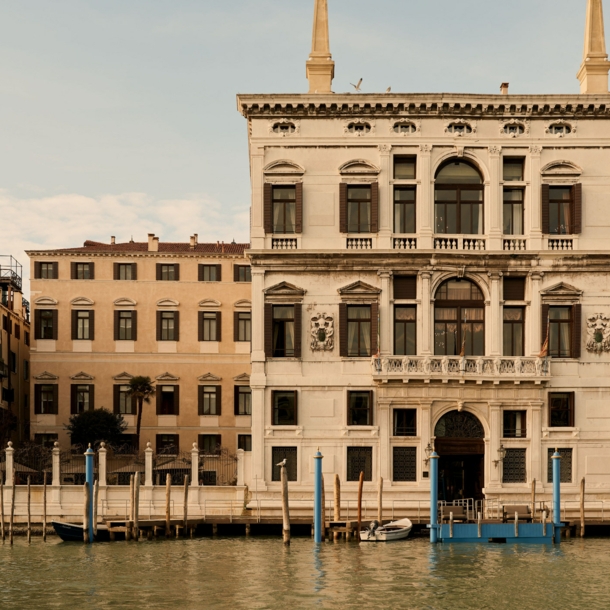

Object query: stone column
[529,272,544,356]
[489,272,503,356]
[98,442,107,487]
[5,442,13,487]
[251,269,266,365]
[377,400,391,482]
[250,387,267,491]
[418,145,434,250]
[52,442,61,487]
[378,270,393,355]
[489,402,502,485]
[528,146,543,250]
[420,272,433,355]
[530,400,544,486]
[250,147,266,247]
[420,400,433,485]
[144,442,154,487]
[378,144,393,249]
[237,449,245,486]
[191,443,199,488]
[488,146,503,251]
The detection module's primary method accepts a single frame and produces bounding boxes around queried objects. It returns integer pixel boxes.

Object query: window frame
[394,305,417,356]
[238,435,252,452]
[158,385,179,416]
[548,306,573,359]
[435,184,484,235]
[160,311,177,342]
[199,434,222,456]
[272,305,296,357]
[272,184,297,234]
[272,390,298,426]
[347,446,373,482]
[503,187,524,236]
[347,390,373,427]
[235,266,252,282]
[548,186,574,235]
[347,185,372,234]
[234,386,252,416]
[503,158,525,182]
[393,156,417,180]
[549,392,575,428]
[347,305,373,358]
[199,386,220,416]
[394,186,417,234]
[503,307,525,357]
[502,448,527,483]
[502,410,527,439]
[236,312,252,342]
[271,447,297,482]
[392,446,417,482]
[117,310,134,341]
[202,312,219,342]
[393,409,417,437]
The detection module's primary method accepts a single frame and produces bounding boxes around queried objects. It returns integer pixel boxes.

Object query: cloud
[1,190,250,295]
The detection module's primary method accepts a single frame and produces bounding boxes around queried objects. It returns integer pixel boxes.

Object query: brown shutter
[113,385,120,414]
[541,184,550,235]
[156,311,162,341]
[89,263,95,280]
[295,182,303,234]
[339,303,348,357]
[541,304,550,348]
[114,311,120,340]
[71,310,78,340]
[234,312,239,341]
[71,384,77,414]
[174,385,180,415]
[294,303,302,358]
[52,262,58,279]
[34,385,41,414]
[52,310,58,340]
[572,304,582,359]
[132,311,138,341]
[156,386,162,415]
[198,386,204,416]
[339,183,348,233]
[89,311,95,341]
[294,391,298,425]
[156,264,162,281]
[89,385,95,410]
[52,385,58,414]
[113,263,119,280]
[504,277,526,301]
[216,264,222,282]
[264,183,273,234]
[216,386,222,416]
[234,386,239,416]
[371,302,379,355]
[216,311,222,342]
[198,265,204,282]
[174,312,180,341]
[265,304,274,357]
[34,310,41,340]
[394,276,417,300]
[174,264,180,281]
[234,265,239,282]
[71,262,77,279]
[369,391,374,426]
[573,183,582,234]
[370,182,379,233]
[198,312,204,342]
[34,262,41,279]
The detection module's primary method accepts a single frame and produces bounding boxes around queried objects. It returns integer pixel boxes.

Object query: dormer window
[447,122,472,135]
[272,122,296,135]
[347,122,371,134]
[393,121,417,134]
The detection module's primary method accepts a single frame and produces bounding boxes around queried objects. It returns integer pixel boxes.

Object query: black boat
[52,521,111,542]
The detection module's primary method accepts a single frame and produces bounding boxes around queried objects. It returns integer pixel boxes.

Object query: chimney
[148,233,159,252]
[189,235,196,250]
[110,236,116,245]
[500,82,509,95]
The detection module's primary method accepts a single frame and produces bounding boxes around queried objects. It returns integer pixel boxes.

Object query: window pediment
[34,296,58,306]
[264,282,306,297]
[233,373,251,383]
[157,299,179,308]
[156,372,179,382]
[113,372,133,381]
[338,159,380,176]
[198,372,222,382]
[70,371,94,381]
[199,299,221,308]
[34,371,58,381]
[338,281,382,297]
[263,160,305,176]
[70,297,94,307]
[234,299,252,309]
[114,297,137,307]
[541,160,582,180]
[541,282,582,303]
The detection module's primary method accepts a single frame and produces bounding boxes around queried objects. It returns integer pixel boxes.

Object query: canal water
[1,536,609,609]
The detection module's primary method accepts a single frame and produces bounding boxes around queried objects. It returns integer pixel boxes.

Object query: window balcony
[547,237,575,251]
[272,238,298,250]
[372,356,550,384]
[346,237,373,250]
[393,237,417,250]
[503,237,527,251]
[434,236,486,251]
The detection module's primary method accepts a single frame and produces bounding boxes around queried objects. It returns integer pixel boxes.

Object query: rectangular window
[158,385,179,416]
[347,447,373,482]
[199,434,221,455]
[394,156,416,180]
[503,189,524,235]
[160,312,177,341]
[273,391,297,426]
[435,188,483,235]
[235,386,252,416]
[158,264,178,281]
[503,448,526,483]
[549,306,572,358]
[394,306,416,356]
[39,310,56,340]
[14,324,20,340]
[199,265,221,282]
[393,409,417,436]
[238,435,252,452]
[202,312,219,341]
[273,306,295,357]
[503,410,527,438]
[117,311,134,341]
[549,187,573,235]
[347,185,372,233]
[347,305,372,357]
[199,386,220,415]
[38,262,57,279]
[504,277,526,301]
[547,448,573,483]
[71,385,93,415]
[393,447,417,482]
[116,385,134,415]
[272,447,297,482]
[503,308,524,357]
[348,391,373,426]
[394,276,417,300]
[272,185,297,234]
[74,310,92,340]
[237,312,251,342]
[503,158,524,182]
[36,384,57,414]
[156,434,179,454]
[34,433,58,448]
[117,264,135,281]
[549,392,575,427]
[73,263,93,280]
[394,187,416,234]
[235,266,251,282]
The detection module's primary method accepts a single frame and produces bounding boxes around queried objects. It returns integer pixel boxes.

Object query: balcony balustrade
[434,236,486,251]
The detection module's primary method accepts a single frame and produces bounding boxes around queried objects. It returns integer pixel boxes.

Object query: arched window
[435,160,484,235]
[434,279,485,356]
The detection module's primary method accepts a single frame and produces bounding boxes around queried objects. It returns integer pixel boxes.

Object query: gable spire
[577,0,610,93]
[306,0,335,94]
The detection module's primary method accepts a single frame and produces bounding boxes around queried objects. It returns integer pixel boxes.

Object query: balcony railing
[434,236,486,251]
[272,238,298,250]
[394,237,417,250]
[372,356,550,382]
[0,255,23,292]
[547,238,574,251]
[347,238,373,250]
[503,238,527,251]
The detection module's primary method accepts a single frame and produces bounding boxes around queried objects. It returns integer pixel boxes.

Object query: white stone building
[238,0,610,510]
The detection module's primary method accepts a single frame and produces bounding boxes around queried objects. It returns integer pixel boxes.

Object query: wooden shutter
[216,312,222,342]
[174,312,180,342]
[89,385,95,410]
[339,183,348,233]
[233,265,239,282]
[264,183,273,234]
[573,183,582,234]
[132,311,138,341]
[572,304,582,359]
[89,263,95,280]
[216,386,222,416]
[34,310,41,340]
[198,386,204,416]
[156,311,162,341]
[52,385,58,414]
[174,385,180,415]
[131,263,137,280]
[294,303,302,358]
[89,311,95,341]
[216,264,222,282]
[541,184,550,235]
[294,391,298,425]
[34,262,41,279]
[113,385,120,414]
[114,311,120,340]
[394,276,417,300]
[339,303,348,357]
[234,312,239,341]
[198,265,204,282]
[113,263,119,280]
[156,386,162,415]
[371,302,379,355]
[52,262,58,279]
[156,264,162,281]
[52,310,58,340]
[264,304,274,357]
[295,183,303,234]
[234,386,239,416]
[71,310,78,340]
[70,384,77,414]
[174,264,180,281]
[198,312,204,342]
[504,277,526,301]
[541,304,550,348]
[34,385,41,414]
[71,262,77,279]
[370,182,379,233]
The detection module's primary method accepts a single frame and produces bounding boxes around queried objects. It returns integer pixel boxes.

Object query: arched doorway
[434,410,485,502]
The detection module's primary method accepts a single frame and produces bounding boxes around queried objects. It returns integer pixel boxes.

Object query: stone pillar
[488,146,503,251]
[191,443,199,488]
[378,270,393,355]
[237,449,245,486]
[529,272,544,356]
[378,144,393,249]
[489,272,503,356]
[5,442,13,487]
[52,442,61,487]
[98,442,107,487]
[251,269,266,365]
[528,146,543,250]
[530,400,544,486]
[378,401,391,482]
[420,272,433,355]
[250,148,266,247]
[418,145,434,249]
[489,402,502,485]
[420,400,433,485]
[144,442,154,487]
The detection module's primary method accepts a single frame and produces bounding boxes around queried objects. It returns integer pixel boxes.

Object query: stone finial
[306,0,335,94]
[192,442,198,450]
[146,441,152,449]
[7,441,12,448]
[578,0,610,93]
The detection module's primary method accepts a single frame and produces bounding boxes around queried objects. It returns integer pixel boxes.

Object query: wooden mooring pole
[281,464,290,545]
[165,473,172,537]
[42,471,47,542]
[133,473,139,541]
[531,478,536,521]
[93,480,99,540]
[83,482,90,544]
[27,476,31,544]
[357,471,364,542]
[182,474,189,538]
[333,474,341,542]
[126,474,134,541]
[580,477,586,538]
[1,471,4,542]
[9,469,15,546]
[377,477,383,523]
[321,474,326,541]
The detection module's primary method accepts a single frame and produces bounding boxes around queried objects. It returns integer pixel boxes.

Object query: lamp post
[424,443,433,467]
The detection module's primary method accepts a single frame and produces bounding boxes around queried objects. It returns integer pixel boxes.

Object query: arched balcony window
[435,160,484,235]
[434,279,485,356]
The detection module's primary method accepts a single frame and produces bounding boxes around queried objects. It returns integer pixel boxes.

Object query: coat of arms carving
[310,313,334,352]
[586,313,610,354]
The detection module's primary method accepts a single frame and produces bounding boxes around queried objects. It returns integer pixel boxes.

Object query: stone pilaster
[378,144,393,249]
[378,270,393,355]
[488,146,502,251]
[528,146,543,250]
[529,271,544,356]
[419,271,433,355]
[489,272,503,356]
[418,145,434,249]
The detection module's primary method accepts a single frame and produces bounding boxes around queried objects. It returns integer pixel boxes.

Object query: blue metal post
[552,449,562,543]
[430,452,439,543]
[314,449,323,543]
[85,444,95,543]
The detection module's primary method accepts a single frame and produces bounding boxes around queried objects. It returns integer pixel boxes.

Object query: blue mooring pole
[85,444,95,543]
[552,449,562,543]
[430,452,439,543]
[314,449,323,543]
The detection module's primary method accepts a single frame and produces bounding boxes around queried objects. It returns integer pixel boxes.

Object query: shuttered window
[198,386,221,416]
[198,265,222,282]
[394,276,417,300]
[234,386,252,415]
[35,384,58,415]
[503,277,526,301]
[115,311,137,341]
[156,385,179,415]
[71,384,94,414]
[543,305,581,359]
[35,262,58,279]
[35,310,58,340]
[235,312,251,342]
[156,264,179,281]
[157,311,179,341]
[199,312,221,342]
[71,262,94,280]
[72,310,94,340]
[543,184,582,235]
[114,263,137,281]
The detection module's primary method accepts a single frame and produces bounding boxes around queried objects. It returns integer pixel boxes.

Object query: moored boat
[360,518,413,542]
[52,521,110,542]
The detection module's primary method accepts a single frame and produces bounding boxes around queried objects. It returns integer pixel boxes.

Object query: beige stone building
[0,255,31,445]
[27,235,252,454]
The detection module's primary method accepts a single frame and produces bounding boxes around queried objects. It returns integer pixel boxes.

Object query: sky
[0,0,596,288]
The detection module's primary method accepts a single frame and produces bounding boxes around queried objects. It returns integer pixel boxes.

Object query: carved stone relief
[310,313,334,352]
[586,313,610,354]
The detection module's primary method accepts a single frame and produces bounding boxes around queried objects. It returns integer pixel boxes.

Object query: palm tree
[127,376,155,451]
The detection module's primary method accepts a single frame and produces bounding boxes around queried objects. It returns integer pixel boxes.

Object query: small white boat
[360,518,413,542]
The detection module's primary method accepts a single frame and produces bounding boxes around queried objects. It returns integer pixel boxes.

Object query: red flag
[539,320,550,358]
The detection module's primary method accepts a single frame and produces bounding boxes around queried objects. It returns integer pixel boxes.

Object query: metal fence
[106,444,144,486]
[199,448,238,486]
[11,444,52,485]
[59,448,89,485]
[154,447,190,486]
